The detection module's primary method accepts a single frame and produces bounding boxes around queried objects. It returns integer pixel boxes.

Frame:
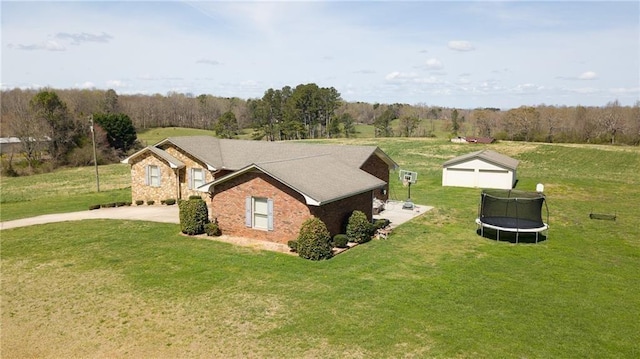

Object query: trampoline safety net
[478,189,546,229]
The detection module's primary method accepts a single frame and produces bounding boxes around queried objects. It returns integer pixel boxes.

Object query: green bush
[160,200,166,205]
[165,198,176,205]
[374,218,390,230]
[115,201,126,207]
[332,234,349,248]
[346,210,373,244]
[147,200,155,205]
[135,200,144,206]
[89,204,101,210]
[297,217,333,260]
[189,195,203,200]
[103,202,116,208]
[287,240,298,252]
[204,222,221,236]
[179,198,209,235]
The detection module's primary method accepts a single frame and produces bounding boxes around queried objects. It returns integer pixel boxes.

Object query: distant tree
[30,90,80,164]
[213,111,239,139]
[504,106,540,141]
[374,107,396,137]
[92,113,138,153]
[450,109,460,136]
[399,116,419,137]
[327,116,341,138]
[599,100,625,144]
[102,89,120,114]
[341,113,357,138]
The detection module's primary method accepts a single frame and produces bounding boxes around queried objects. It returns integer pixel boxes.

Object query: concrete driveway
[0,205,180,230]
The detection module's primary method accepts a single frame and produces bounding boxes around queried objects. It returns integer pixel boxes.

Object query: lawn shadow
[476,228,548,244]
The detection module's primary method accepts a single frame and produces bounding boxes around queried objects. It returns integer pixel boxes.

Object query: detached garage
[442,150,519,189]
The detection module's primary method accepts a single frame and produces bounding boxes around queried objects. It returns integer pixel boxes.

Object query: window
[245,197,274,231]
[145,165,161,187]
[189,168,205,190]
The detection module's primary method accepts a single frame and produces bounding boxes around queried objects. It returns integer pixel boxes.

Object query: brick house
[122,137,398,243]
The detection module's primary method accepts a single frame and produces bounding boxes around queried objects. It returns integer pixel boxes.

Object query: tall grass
[2,138,639,357]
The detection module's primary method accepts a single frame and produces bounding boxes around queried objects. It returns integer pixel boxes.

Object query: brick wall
[210,171,312,244]
[360,154,390,201]
[310,191,374,235]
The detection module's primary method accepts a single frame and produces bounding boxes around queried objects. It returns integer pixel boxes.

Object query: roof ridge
[255,152,332,165]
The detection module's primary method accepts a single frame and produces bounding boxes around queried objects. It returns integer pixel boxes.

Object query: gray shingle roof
[202,154,386,205]
[443,149,519,170]
[149,137,395,206]
[121,146,185,169]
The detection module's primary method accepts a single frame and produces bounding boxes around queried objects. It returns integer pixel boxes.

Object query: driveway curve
[0,206,180,230]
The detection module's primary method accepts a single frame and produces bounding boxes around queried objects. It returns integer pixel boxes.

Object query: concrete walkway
[373,200,433,230]
[0,206,180,230]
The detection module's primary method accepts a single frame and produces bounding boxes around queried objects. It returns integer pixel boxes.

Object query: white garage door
[478,169,511,189]
[446,168,476,187]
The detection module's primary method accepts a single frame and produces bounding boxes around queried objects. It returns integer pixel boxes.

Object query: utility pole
[89,115,100,192]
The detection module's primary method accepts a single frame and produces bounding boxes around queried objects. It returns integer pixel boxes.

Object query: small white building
[442,150,519,189]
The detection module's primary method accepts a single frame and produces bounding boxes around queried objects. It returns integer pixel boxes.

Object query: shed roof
[443,149,519,170]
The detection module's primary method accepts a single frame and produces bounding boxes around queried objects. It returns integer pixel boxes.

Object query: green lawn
[2,138,639,358]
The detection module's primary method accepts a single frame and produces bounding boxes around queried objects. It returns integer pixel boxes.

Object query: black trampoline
[476,189,549,243]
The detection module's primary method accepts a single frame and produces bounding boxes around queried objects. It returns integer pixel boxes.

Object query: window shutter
[267,198,274,231]
[145,165,150,185]
[187,168,193,189]
[245,197,252,227]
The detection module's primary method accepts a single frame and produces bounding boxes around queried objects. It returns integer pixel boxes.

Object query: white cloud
[196,59,222,66]
[55,32,113,44]
[578,71,597,80]
[448,40,475,51]
[9,40,66,51]
[106,80,127,88]
[76,81,95,89]
[425,58,443,70]
[385,71,418,81]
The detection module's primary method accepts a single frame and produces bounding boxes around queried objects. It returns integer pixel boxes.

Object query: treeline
[2,86,639,146]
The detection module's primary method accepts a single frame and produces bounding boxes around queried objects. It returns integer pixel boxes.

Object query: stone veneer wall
[210,171,312,244]
[360,154,390,202]
[130,153,179,204]
[162,145,213,201]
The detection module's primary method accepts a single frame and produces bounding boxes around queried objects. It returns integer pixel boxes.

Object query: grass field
[2,138,639,358]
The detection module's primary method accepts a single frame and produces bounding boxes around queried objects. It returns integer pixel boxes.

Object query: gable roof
[200,154,386,206]
[156,136,398,172]
[443,149,519,170]
[121,146,185,169]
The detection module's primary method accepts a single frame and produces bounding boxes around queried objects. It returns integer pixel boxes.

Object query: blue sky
[2,1,639,109]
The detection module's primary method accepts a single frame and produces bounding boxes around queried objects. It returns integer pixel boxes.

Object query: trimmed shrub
[160,200,166,205]
[204,222,221,236]
[89,204,101,210]
[374,218,390,230]
[332,234,349,248]
[346,210,373,244]
[165,198,176,206]
[147,200,155,205]
[297,217,333,260]
[287,240,298,252]
[135,200,144,206]
[189,195,202,200]
[116,201,126,207]
[126,202,132,206]
[103,202,116,208]
[179,198,209,235]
